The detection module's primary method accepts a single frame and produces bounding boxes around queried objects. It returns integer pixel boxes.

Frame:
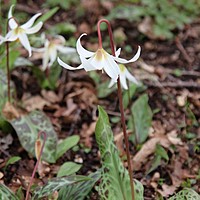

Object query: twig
[175,37,193,66]
[145,80,200,89]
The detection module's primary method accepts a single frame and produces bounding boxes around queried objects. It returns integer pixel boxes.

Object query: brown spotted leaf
[10,110,57,163]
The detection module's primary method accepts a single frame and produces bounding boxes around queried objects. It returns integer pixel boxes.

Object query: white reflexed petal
[0,35,4,45]
[80,56,99,71]
[103,55,120,82]
[18,33,32,57]
[58,57,84,70]
[113,46,141,64]
[8,5,18,29]
[49,47,57,67]
[25,22,43,34]
[115,48,121,57]
[76,33,94,58]
[57,45,76,54]
[42,50,50,71]
[5,30,18,41]
[88,55,103,70]
[108,79,115,88]
[55,35,66,44]
[21,13,42,29]
[119,72,128,90]
[125,68,138,84]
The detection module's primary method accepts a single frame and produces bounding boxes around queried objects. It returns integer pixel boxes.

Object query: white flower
[4,5,43,57]
[58,33,141,82]
[33,35,76,70]
[0,35,4,45]
[109,64,138,90]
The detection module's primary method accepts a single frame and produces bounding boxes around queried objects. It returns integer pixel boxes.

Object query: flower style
[58,33,141,83]
[33,34,76,71]
[109,64,138,90]
[4,5,43,57]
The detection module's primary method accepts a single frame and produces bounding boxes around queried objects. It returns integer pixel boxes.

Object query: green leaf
[57,162,82,177]
[56,135,79,160]
[95,106,144,200]
[168,188,200,200]
[0,184,19,200]
[35,7,59,24]
[0,50,20,71]
[128,94,153,144]
[5,156,21,169]
[122,83,137,109]
[58,170,101,200]
[147,155,161,175]
[97,81,116,98]
[10,110,57,163]
[156,144,169,161]
[32,175,91,199]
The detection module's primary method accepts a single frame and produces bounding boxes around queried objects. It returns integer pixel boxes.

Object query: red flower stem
[6,19,10,102]
[25,131,47,200]
[97,19,135,200]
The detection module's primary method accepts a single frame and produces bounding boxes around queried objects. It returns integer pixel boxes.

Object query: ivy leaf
[10,110,57,163]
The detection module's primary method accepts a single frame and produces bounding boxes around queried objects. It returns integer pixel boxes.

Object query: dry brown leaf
[167,130,183,145]
[41,90,60,103]
[23,95,50,112]
[2,102,21,120]
[157,183,177,197]
[132,134,170,171]
[80,122,96,148]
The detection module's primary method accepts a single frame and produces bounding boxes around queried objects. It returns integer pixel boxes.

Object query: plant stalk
[25,131,47,200]
[97,19,135,200]
[6,20,10,102]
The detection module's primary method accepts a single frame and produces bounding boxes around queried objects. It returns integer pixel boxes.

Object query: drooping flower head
[33,34,76,71]
[58,33,140,83]
[5,5,43,57]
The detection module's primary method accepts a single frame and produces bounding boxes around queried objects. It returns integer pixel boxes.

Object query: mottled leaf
[128,94,153,144]
[10,110,57,163]
[95,106,144,200]
[32,175,91,199]
[58,170,101,200]
[0,69,15,115]
[57,162,82,177]
[56,135,79,160]
[0,184,19,200]
[168,188,200,200]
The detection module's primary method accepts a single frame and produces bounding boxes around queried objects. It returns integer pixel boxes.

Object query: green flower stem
[97,19,135,200]
[25,131,47,200]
